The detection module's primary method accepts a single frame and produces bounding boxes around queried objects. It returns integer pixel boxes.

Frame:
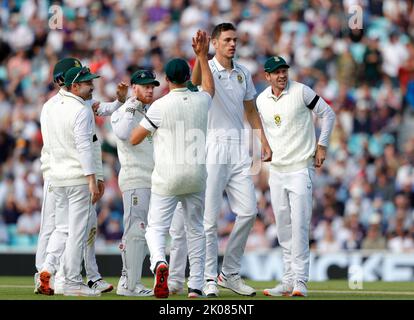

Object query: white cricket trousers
[41,192,102,282]
[35,180,55,272]
[120,188,151,285]
[168,203,187,289]
[146,192,206,291]
[269,167,314,284]
[53,184,93,287]
[204,141,257,280]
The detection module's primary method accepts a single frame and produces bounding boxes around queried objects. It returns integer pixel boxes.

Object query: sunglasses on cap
[72,67,91,84]
[139,70,156,79]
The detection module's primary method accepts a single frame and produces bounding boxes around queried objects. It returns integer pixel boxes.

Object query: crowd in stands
[1,0,414,254]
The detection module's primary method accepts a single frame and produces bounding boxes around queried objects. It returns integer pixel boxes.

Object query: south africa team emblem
[274,114,281,127]
[237,74,243,83]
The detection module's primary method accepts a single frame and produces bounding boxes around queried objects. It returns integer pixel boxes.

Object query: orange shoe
[38,271,54,296]
[154,262,169,298]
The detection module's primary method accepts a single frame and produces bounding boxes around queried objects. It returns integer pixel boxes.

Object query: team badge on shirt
[237,74,243,83]
[132,196,138,206]
[274,114,282,127]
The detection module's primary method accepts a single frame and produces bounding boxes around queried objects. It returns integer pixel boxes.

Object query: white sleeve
[111,99,142,140]
[73,107,95,175]
[303,85,336,147]
[96,100,123,116]
[93,139,104,181]
[139,101,162,133]
[199,91,212,110]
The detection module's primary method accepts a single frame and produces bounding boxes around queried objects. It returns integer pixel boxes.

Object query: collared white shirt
[206,56,256,141]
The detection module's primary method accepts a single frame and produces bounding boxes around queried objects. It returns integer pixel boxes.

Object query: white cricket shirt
[206,57,256,142]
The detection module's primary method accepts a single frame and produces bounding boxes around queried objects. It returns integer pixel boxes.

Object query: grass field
[0,277,414,300]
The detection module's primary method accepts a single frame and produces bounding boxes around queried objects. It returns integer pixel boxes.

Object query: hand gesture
[314,145,326,168]
[92,102,100,115]
[261,143,272,162]
[192,30,210,58]
[89,179,100,204]
[97,180,105,201]
[116,82,129,103]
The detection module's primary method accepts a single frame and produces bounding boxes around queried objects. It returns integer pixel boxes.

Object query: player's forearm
[192,58,202,86]
[130,125,150,145]
[199,56,214,97]
[96,100,123,116]
[245,104,267,143]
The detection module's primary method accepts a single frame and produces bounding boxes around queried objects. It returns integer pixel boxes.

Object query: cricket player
[36,58,125,295]
[130,30,214,298]
[39,66,107,296]
[257,56,336,297]
[185,22,272,297]
[110,69,161,297]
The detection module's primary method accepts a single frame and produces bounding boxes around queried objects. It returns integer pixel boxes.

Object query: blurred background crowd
[0,0,414,254]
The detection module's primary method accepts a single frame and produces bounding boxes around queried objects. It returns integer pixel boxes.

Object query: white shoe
[188,288,204,298]
[88,279,113,293]
[116,276,153,297]
[203,280,219,297]
[54,274,65,295]
[64,283,101,297]
[292,280,308,297]
[263,283,294,297]
[169,282,184,295]
[34,273,40,294]
[117,283,153,297]
[217,273,256,296]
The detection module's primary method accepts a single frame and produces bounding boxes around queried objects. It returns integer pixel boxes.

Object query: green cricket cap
[64,66,100,86]
[264,56,290,73]
[53,58,82,81]
[165,58,191,84]
[131,70,160,86]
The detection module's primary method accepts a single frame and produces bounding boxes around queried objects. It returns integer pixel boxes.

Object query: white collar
[266,81,290,100]
[170,87,189,92]
[61,89,86,104]
[212,56,237,72]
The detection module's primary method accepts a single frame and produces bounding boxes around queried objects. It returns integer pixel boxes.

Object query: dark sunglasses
[139,70,156,79]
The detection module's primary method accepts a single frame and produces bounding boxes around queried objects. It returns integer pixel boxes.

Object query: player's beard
[81,87,93,100]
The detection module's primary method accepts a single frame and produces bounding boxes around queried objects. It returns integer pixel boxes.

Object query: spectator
[16,196,40,236]
[361,214,387,250]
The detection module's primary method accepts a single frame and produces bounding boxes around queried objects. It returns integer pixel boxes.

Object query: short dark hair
[211,23,236,39]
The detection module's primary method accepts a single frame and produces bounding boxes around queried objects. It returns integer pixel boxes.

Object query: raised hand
[192,30,210,57]
[116,82,129,103]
